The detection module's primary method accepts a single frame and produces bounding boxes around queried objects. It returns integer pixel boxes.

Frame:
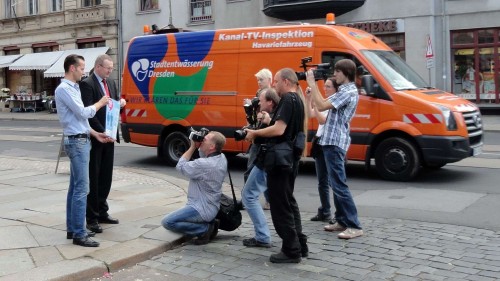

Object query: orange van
[121,20,483,181]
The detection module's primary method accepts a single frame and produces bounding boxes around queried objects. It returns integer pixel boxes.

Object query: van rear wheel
[374,137,420,181]
[161,131,189,166]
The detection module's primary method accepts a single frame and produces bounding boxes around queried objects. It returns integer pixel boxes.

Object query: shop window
[27,0,38,15]
[478,29,494,44]
[452,31,474,45]
[190,0,212,23]
[140,0,158,11]
[82,0,101,7]
[451,28,499,103]
[50,0,63,12]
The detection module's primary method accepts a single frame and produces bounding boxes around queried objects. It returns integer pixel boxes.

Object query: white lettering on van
[150,60,214,69]
[219,33,246,41]
[148,70,175,78]
[217,30,314,41]
[261,30,314,40]
[247,32,260,39]
[252,41,313,48]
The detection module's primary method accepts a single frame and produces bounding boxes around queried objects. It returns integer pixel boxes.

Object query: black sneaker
[242,237,272,248]
[269,251,301,263]
[310,214,332,222]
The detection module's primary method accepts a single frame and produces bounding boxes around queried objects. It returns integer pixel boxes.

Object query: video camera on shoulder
[189,127,209,142]
[234,97,260,141]
[295,56,331,81]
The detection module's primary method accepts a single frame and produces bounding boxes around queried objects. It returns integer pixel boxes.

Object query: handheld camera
[295,56,332,81]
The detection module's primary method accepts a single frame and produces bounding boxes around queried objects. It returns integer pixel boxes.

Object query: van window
[362,50,428,91]
[321,52,371,95]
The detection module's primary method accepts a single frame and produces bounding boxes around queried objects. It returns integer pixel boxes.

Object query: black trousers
[267,160,307,258]
[87,138,114,223]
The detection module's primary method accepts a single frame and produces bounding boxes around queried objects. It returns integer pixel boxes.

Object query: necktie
[102,79,111,97]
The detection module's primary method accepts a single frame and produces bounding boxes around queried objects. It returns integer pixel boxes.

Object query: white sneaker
[338,228,364,239]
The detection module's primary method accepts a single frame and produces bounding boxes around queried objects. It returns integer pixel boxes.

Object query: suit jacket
[80,73,120,142]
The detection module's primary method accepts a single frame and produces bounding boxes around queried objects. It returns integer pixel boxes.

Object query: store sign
[343,19,403,34]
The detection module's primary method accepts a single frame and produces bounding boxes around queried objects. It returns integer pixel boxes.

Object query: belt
[67,133,89,139]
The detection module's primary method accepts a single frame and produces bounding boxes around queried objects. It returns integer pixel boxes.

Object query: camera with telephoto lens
[295,56,332,81]
[189,127,209,142]
[234,97,260,141]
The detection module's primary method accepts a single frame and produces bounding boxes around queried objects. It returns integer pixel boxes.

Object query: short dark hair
[262,88,280,106]
[334,59,356,82]
[64,54,85,73]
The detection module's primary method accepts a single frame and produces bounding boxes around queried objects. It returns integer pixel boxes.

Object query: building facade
[0,0,118,100]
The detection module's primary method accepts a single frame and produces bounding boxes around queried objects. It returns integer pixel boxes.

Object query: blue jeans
[315,146,331,217]
[244,145,270,203]
[161,205,209,237]
[64,137,91,239]
[242,166,271,244]
[322,145,362,229]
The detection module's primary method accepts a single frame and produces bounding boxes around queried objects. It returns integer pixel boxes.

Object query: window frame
[49,0,63,12]
[190,0,213,23]
[27,0,39,15]
[82,0,101,7]
[139,0,159,12]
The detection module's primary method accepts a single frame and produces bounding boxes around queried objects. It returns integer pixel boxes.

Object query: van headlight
[433,104,457,131]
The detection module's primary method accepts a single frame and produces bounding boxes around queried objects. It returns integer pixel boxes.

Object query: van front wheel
[374,137,420,181]
[161,131,189,166]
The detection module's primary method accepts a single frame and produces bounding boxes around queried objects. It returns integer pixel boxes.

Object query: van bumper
[416,135,472,165]
[120,124,131,143]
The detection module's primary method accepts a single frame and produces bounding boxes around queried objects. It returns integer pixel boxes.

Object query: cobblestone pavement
[105,215,500,281]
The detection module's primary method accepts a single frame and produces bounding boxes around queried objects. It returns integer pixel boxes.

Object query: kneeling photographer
[244,68,308,263]
[161,130,227,245]
[240,88,280,249]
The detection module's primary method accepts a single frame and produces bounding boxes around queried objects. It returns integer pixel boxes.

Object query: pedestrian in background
[81,54,126,234]
[306,59,363,239]
[55,54,111,247]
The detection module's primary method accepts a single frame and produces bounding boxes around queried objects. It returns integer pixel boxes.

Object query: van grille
[462,110,483,147]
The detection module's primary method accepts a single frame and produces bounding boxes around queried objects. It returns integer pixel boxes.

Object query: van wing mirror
[361,75,376,97]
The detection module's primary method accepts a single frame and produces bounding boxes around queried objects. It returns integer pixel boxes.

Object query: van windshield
[362,50,429,91]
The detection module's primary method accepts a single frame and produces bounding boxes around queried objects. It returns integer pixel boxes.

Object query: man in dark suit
[81,54,126,233]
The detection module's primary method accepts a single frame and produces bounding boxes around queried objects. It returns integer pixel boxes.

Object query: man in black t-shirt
[245,68,307,263]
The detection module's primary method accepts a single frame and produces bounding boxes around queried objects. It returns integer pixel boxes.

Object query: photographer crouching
[244,68,308,263]
[161,130,227,245]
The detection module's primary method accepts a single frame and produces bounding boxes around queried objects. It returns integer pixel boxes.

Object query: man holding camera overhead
[161,130,227,245]
[306,59,363,240]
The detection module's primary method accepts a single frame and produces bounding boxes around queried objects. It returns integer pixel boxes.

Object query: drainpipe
[117,0,123,91]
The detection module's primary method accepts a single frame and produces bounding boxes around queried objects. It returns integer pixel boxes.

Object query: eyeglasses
[99,64,114,71]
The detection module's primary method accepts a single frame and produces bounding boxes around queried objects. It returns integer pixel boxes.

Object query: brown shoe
[324,222,347,232]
